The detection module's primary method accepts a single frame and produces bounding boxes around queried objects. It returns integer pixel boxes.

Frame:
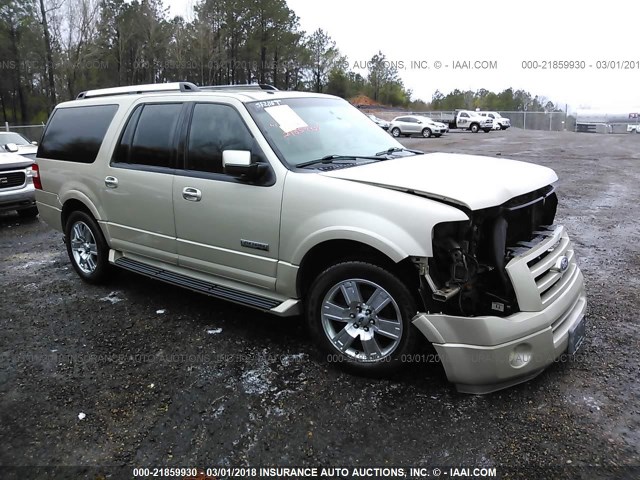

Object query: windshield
[0,132,31,145]
[246,97,403,168]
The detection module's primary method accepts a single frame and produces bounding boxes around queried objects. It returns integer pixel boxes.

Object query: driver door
[172,102,283,289]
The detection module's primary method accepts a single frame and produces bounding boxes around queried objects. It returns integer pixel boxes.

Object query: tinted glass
[128,103,182,168]
[186,104,253,174]
[112,105,142,164]
[38,105,118,163]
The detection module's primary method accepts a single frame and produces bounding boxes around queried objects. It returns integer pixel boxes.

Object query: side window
[39,105,118,163]
[186,103,253,174]
[460,112,469,118]
[114,103,182,168]
[488,114,495,119]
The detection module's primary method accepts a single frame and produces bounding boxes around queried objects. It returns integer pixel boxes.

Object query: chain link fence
[3,122,46,143]
[414,111,570,131]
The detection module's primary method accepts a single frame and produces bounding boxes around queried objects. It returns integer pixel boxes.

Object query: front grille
[505,225,579,312]
[0,171,25,189]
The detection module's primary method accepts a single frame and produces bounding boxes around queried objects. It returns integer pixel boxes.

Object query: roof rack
[77,82,200,99]
[199,84,278,92]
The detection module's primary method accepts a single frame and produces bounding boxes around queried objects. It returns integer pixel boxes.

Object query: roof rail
[77,82,200,99]
[199,84,278,92]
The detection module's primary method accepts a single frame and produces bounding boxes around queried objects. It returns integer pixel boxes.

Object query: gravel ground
[1,128,639,479]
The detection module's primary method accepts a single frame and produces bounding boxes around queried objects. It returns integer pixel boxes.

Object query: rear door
[172,102,283,289]
[100,102,185,264]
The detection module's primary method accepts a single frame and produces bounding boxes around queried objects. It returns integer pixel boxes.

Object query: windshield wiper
[375,147,424,156]
[296,154,381,168]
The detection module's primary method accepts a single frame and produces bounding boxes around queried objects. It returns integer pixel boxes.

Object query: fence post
[4,122,8,132]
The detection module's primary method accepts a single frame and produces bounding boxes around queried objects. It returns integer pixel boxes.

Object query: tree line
[0,0,562,124]
[428,88,565,113]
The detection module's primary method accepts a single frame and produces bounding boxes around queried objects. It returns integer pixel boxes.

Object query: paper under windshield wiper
[375,147,424,156]
[296,154,381,168]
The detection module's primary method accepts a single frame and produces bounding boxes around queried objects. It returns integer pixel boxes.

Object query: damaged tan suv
[34,82,587,394]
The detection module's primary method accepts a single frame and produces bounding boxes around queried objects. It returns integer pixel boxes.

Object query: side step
[114,257,281,311]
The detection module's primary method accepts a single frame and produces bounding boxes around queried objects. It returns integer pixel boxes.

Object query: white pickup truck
[430,110,493,133]
[478,111,511,130]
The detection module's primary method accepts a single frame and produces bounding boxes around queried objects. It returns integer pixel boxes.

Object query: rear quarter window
[38,104,118,163]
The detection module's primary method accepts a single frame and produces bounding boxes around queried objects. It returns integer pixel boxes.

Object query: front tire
[65,210,111,284]
[306,261,419,375]
[421,128,432,138]
[391,127,401,137]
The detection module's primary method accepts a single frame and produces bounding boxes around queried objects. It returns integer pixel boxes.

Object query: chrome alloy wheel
[321,278,403,362]
[70,221,98,274]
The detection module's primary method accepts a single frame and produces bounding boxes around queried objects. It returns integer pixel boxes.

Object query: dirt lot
[1,129,639,479]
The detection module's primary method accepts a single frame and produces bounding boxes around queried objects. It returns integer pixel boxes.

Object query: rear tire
[306,261,419,376]
[470,123,480,133]
[65,210,111,284]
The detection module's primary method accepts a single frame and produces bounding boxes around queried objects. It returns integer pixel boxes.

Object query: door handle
[182,187,202,202]
[105,176,118,188]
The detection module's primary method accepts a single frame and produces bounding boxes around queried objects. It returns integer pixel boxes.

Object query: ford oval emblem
[553,256,569,273]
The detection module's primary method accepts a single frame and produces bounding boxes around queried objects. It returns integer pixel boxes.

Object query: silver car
[389,115,444,138]
[0,132,38,158]
[0,151,38,217]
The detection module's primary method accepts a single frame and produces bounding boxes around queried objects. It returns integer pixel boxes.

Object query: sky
[168,0,640,112]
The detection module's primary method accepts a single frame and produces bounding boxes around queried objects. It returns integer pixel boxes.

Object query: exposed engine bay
[425,185,558,316]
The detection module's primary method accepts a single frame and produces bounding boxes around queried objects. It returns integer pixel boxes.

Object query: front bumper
[0,182,35,212]
[413,225,587,394]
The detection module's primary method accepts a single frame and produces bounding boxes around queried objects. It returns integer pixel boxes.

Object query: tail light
[29,163,42,190]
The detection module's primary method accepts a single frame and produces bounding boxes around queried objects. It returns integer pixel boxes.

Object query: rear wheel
[306,261,419,375]
[65,210,111,284]
[470,123,480,133]
[421,128,432,138]
[391,127,401,137]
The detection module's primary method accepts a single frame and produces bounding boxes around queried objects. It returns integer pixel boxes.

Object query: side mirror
[222,150,267,180]
[4,143,19,153]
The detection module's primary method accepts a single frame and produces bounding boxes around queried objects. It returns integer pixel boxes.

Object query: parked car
[0,131,38,158]
[0,151,39,217]
[478,111,511,130]
[34,82,587,394]
[367,114,390,130]
[389,115,446,138]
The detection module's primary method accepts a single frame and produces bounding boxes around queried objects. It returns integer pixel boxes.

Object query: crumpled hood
[320,152,558,210]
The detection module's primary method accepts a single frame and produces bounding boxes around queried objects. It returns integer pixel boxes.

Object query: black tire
[483,128,492,133]
[18,206,39,218]
[421,128,432,138]
[470,123,480,133]
[306,261,419,376]
[64,210,111,284]
[434,134,442,138]
[391,127,401,137]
